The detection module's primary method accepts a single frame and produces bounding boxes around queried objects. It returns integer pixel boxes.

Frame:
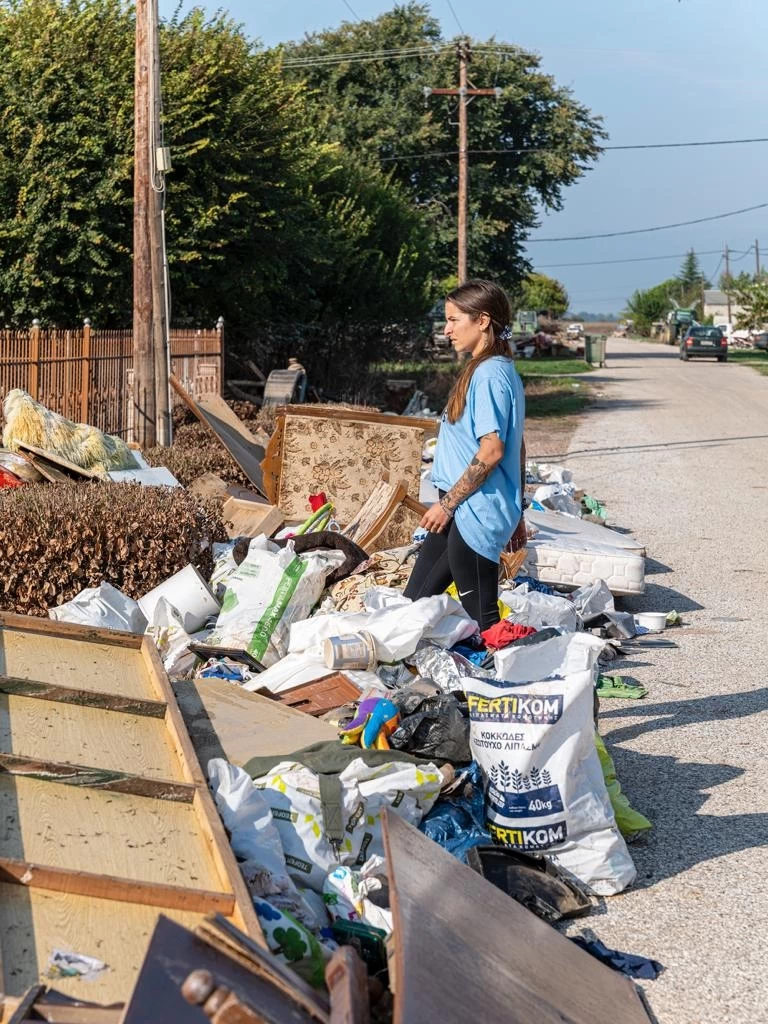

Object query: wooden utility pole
[425,42,501,284]
[133,0,156,448]
[724,244,732,322]
[755,238,761,279]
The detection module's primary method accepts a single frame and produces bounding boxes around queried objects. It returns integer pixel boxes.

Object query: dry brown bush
[0,482,226,616]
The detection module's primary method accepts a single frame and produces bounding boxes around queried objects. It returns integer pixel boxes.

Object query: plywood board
[384,811,652,1024]
[222,497,284,540]
[172,678,336,769]
[0,614,262,1004]
[170,374,266,495]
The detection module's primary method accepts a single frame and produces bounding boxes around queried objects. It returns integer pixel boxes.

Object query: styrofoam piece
[139,564,220,634]
[108,466,181,487]
[634,612,666,632]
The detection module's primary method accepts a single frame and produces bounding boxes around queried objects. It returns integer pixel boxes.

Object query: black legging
[404,505,500,631]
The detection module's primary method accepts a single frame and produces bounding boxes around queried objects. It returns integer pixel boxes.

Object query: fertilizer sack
[468,632,636,895]
[208,536,334,667]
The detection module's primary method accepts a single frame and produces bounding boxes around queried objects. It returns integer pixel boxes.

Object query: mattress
[522,509,646,596]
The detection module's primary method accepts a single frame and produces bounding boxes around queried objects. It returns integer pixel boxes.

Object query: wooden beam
[0,752,195,803]
[0,676,167,718]
[0,858,235,916]
[0,612,144,649]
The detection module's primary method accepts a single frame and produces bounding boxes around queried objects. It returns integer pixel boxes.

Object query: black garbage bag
[389,688,471,763]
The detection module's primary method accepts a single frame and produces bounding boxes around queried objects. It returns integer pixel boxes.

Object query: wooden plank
[6,986,43,1024]
[0,752,195,803]
[29,1004,123,1024]
[0,884,204,1004]
[172,677,336,769]
[170,374,266,495]
[0,775,221,890]
[383,811,652,1024]
[140,641,263,944]
[278,405,438,434]
[14,443,101,481]
[0,613,144,650]
[325,947,370,1024]
[221,497,284,540]
[0,694,186,782]
[0,858,234,916]
[0,677,166,718]
[276,674,361,718]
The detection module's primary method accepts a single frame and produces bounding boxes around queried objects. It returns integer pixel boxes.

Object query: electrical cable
[535,248,725,269]
[381,136,768,161]
[529,203,768,242]
[445,0,466,35]
[281,44,453,67]
[340,0,361,21]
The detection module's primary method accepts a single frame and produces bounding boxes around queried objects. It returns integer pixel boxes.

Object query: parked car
[680,325,728,362]
[753,332,768,351]
[566,322,584,338]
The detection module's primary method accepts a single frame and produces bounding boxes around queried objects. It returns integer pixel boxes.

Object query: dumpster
[584,334,607,367]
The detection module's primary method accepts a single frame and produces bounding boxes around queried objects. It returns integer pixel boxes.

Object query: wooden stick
[0,676,167,719]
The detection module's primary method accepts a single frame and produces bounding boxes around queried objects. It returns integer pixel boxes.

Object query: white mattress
[522,509,646,596]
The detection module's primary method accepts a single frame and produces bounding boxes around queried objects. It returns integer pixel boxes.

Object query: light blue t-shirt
[432,356,525,562]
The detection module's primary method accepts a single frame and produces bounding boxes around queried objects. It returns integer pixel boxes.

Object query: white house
[703,289,744,329]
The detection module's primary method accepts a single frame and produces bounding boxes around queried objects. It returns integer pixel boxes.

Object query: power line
[445,0,466,35]
[536,248,725,269]
[279,42,519,69]
[529,202,768,242]
[381,136,768,162]
[340,0,361,21]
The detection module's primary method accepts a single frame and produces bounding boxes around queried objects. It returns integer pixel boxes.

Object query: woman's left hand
[420,502,452,534]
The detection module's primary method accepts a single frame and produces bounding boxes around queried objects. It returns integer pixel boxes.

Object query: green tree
[730,279,768,331]
[678,250,707,292]
[281,2,605,287]
[520,273,569,318]
[624,279,679,336]
[0,0,431,326]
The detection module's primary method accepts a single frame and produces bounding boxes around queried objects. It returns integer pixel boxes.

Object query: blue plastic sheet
[419,762,491,862]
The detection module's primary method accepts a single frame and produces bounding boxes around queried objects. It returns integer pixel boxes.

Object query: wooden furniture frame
[0,613,262,1006]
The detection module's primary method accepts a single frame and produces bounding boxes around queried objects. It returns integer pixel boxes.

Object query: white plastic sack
[209,541,239,602]
[147,597,211,679]
[499,583,581,632]
[323,856,393,934]
[535,463,573,487]
[251,757,443,892]
[533,484,582,518]
[50,583,147,633]
[208,536,331,667]
[289,592,477,662]
[473,632,635,895]
[208,759,314,924]
[570,580,614,623]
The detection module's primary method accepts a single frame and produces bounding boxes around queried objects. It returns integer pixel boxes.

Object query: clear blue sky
[160,0,768,313]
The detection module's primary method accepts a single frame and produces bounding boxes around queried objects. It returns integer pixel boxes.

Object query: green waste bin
[584,334,606,367]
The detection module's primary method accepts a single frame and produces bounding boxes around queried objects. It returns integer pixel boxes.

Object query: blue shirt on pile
[432,355,525,562]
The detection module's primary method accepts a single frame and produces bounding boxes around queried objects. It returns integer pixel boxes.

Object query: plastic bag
[323,856,392,935]
[208,760,316,924]
[209,541,238,601]
[253,898,328,988]
[49,582,147,633]
[595,733,652,841]
[250,757,443,892]
[390,686,471,762]
[419,762,491,861]
[208,536,331,666]
[146,597,208,679]
[289,592,477,662]
[406,641,494,693]
[498,583,581,633]
[468,632,636,895]
[570,580,614,623]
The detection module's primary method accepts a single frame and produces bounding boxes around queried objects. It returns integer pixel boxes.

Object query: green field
[727,349,768,375]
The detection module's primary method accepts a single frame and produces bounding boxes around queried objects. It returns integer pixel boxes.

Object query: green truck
[664,308,696,345]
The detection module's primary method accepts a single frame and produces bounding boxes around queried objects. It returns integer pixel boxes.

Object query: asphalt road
[555,337,768,1024]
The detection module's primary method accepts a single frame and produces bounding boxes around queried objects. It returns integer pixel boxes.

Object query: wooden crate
[0,613,262,1005]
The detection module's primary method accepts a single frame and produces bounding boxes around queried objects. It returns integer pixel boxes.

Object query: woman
[404,279,525,630]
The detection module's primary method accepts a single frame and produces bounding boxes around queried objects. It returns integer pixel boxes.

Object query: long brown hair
[445,280,512,423]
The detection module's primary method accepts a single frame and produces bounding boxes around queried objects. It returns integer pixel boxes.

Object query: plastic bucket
[323,631,377,671]
[139,564,220,633]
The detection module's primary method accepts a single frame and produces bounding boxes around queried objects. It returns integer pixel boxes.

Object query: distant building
[703,289,744,327]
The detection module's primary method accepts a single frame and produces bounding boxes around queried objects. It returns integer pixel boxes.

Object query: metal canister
[323,631,377,671]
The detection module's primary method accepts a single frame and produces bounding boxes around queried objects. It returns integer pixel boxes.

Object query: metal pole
[756,239,761,280]
[457,41,468,284]
[133,0,156,447]
[725,244,731,323]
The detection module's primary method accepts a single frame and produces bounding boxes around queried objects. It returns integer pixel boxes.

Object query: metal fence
[0,321,223,440]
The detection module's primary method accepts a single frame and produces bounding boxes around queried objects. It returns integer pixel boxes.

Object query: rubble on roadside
[0,390,671,1023]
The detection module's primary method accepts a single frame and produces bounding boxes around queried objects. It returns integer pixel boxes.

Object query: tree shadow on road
[600,687,768,887]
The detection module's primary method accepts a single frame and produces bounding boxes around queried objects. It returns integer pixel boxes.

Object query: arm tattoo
[444,454,494,511]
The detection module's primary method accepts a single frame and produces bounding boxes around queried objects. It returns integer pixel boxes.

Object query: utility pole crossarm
[426,87,501,96]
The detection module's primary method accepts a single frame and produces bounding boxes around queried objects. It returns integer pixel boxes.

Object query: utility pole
[724,244,732,323]
[425,42,501,284]
[755,238,761,280]
[133,0,171,447]
[133,0,155,448]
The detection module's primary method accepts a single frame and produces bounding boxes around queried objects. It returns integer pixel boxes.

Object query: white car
[566,323,584,338]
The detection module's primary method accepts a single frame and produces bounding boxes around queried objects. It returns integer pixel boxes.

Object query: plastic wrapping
[419,762,491,861]
[498,583,581,632]
[570,580,615,623]
[406,641,494,693]
[390,685,471,763]
[50,582,147,633]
